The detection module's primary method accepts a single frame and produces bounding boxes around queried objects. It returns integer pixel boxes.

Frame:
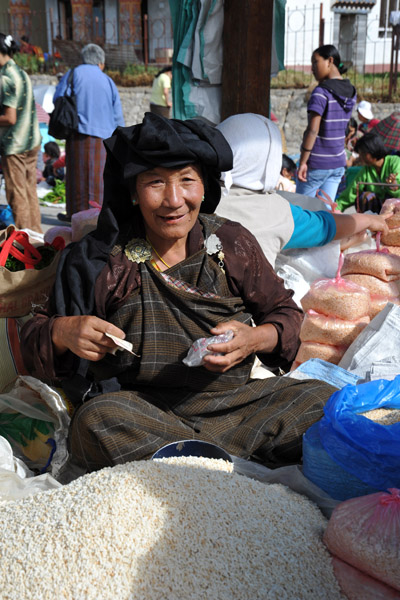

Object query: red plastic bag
[323,488,400,591]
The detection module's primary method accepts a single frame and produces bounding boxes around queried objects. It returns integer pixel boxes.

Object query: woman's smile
[135,164,204,247]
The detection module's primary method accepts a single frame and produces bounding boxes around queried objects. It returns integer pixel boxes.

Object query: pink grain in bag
[301,253,371,321]
[341,235,400,283]
[380,197,400,216]
[332,557,400,600]
[323,488,400,592]
[294,340,348,366]
[300,310,370,347]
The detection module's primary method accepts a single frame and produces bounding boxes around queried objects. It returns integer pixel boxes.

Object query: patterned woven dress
[69,215,336,471]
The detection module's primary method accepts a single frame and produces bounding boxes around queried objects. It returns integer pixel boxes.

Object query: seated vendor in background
[21,113,338,473]
[337,132,400,213]
[215,113,389,268]
[42,141,65,186]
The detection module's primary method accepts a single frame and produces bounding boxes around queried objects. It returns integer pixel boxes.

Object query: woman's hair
[281,154,296,174]
[313,44,347,75]
[81,43,105,65]
[354,131,388,160]
[345,118,358,136]
[155,66,172,78]
[0,33,20,56]
[44,141,61,159]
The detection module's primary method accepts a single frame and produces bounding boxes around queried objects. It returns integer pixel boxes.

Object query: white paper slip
[105,332,140,357]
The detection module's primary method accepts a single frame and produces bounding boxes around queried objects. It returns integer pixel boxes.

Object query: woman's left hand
[202,320,278,373]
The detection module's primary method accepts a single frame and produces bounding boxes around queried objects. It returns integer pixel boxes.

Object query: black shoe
[57,212,71,223]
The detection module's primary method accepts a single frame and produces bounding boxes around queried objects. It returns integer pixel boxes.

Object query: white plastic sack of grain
[339,303,400,378]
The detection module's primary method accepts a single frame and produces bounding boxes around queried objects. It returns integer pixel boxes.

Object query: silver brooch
[124,238,152,263]
[205,234,225,272]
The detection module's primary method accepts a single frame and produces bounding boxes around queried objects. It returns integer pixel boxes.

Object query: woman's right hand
[297,163,308,182]
[52,316,126,361]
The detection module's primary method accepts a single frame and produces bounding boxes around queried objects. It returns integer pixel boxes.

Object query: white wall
[285,0,395,69]
[364,1,395,67]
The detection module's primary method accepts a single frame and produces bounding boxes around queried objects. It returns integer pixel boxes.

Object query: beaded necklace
[146,236,171,271]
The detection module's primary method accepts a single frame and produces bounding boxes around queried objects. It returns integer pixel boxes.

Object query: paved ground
[40,203,67,234]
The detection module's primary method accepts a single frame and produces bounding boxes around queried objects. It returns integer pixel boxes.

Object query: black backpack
[48,69,79,139]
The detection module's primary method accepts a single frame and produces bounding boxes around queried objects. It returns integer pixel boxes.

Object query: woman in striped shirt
[297,45,357,204]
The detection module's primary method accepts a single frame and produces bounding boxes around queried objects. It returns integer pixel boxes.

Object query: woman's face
[311,52,331,82]
[135,164,204,245]
[347,126,356,139]
[358,150,380,168]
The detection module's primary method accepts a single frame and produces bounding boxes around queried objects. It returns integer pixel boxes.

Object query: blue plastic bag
[303,422,379,500]
[0,205,14,227]
[319,376,400,491]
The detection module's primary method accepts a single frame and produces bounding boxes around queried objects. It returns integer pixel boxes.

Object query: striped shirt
[307,82,356,170]
[0,59,41,156]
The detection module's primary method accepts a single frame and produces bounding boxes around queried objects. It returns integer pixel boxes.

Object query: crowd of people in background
[1,36,399,234]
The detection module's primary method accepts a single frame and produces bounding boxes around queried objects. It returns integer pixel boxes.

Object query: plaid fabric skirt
[69,377,336,472]
[65,132,106,217]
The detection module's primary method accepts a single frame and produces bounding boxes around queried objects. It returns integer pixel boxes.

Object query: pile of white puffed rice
[0,457,345,600]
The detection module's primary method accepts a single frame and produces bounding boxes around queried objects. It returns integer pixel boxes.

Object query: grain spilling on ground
[360,407,400,426]
[0,457,345,600]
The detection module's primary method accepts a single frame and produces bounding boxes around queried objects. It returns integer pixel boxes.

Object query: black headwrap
[104,112,233,214]
[51,113,233,317]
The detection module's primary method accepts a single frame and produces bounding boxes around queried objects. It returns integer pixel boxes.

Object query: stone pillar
[354,14,368,74]
[70,0,93,42]
[9,0,31,40]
